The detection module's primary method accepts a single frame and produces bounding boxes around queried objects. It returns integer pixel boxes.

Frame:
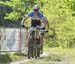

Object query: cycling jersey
[28,11,44,27]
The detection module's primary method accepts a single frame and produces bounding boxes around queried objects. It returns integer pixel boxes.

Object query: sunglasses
[34,9,39,12]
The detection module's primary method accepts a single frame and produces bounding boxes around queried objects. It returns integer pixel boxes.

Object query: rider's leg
[40,27,45,54]
[40,34,44,54]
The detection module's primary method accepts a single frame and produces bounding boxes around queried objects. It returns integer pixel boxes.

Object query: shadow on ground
[23,53,63,64]
[39,53,63,61]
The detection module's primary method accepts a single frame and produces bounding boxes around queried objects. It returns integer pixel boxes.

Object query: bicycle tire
[34,39,37,58]
[28,37,34,59]
[34,39,40,58]
[40,42,43,54]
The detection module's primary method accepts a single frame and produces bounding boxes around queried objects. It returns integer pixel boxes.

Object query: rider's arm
[41,17,49,30]
[21,12,33,25]
[46,20,49,30]
[21,16,29,25]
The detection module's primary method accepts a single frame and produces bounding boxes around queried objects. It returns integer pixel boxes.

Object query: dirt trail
[10,52,49,64]
[9,51,75,64]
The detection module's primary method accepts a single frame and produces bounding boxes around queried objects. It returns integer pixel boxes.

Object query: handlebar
[21,25,48,33]
[40,30,48,33]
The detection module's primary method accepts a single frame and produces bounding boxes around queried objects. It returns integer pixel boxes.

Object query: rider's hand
[46,30,48,33]
[47,30,48,32]
[22,25,25,28]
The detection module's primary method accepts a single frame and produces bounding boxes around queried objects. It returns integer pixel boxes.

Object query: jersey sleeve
[28,12,33,17]
[39,12,44,18]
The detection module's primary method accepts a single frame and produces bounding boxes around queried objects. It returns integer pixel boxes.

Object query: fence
[0,28,29,54]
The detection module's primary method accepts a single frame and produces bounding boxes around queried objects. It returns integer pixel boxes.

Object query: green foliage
[0,0,75,48]
[0,53,26,63]
[4,11,20,20]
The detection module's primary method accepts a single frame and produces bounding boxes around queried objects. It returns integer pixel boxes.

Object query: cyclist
[21,5,49,53]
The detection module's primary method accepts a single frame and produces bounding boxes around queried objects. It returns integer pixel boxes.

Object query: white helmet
[33,5,39,9]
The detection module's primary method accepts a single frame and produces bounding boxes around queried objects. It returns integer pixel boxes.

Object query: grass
[1,48,75,64]
[0,52,27,63]
[22,47,75,64]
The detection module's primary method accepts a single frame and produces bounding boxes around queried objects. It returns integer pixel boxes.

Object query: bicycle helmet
[33,5,39,9]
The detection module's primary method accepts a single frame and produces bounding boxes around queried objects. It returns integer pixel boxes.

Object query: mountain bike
[22,25,48,59]
[27,26,41,59]
[27,26,48,59]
